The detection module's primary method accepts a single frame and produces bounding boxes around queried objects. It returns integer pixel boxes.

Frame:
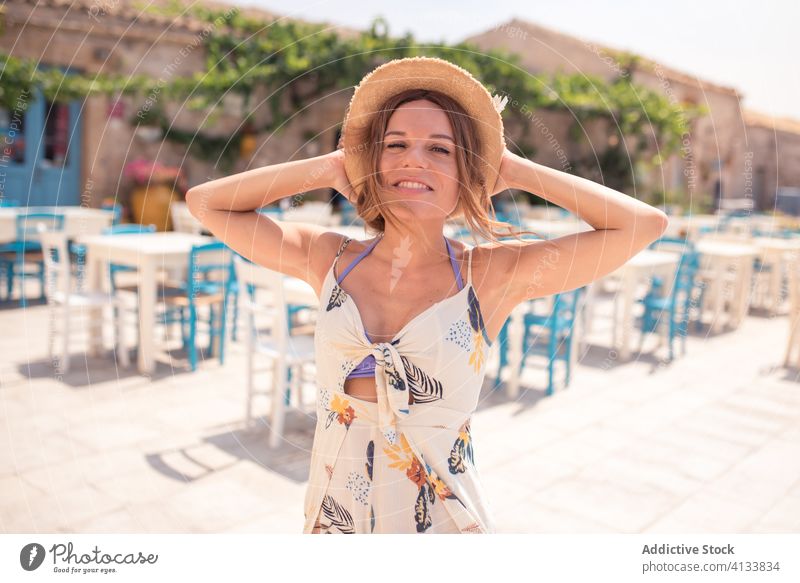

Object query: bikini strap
[336,234,382,284]
[444,237,464,291]
[466,246,474,286]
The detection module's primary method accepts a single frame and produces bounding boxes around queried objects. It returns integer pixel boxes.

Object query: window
[43,100,71,167]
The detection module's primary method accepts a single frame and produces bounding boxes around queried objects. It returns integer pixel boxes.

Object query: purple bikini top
[339,235,464,379]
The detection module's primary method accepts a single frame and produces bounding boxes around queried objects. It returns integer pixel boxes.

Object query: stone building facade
[1,4,797,213]
[0,0,354,209]
[464,18,800,212]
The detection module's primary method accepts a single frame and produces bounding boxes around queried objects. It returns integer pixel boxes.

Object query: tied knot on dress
[334,336,411,446]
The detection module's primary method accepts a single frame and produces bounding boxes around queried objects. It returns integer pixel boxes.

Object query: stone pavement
[1,290,798,534]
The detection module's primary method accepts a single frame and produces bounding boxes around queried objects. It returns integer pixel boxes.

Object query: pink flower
[123,158,186,191]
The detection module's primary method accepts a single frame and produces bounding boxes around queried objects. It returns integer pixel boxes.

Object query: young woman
[186,57,668,534]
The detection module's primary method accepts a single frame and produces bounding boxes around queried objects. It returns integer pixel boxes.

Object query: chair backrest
[16,213,66,241]
[187,241,234,297]
[552,286,585,327]
[649,235,693,250]
[674,249,700,291]
[170,201,203,235]
[232,254,290,352]
[101,202,123,225]
[102,223,156,235]
[37,228,71,299]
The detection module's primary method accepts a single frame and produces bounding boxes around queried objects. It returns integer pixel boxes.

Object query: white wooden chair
[233,254,316,448]
[170,201,203,235]
[38,229,130,374]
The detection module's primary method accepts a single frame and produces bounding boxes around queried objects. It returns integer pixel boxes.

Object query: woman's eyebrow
[384,130,455,143]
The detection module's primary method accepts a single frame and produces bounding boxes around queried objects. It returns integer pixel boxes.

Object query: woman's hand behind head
[324,148,357,205]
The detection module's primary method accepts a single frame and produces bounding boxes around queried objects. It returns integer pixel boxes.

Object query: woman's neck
[371,220,450,270]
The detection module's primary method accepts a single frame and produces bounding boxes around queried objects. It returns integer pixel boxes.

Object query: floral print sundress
[303,233,496,534]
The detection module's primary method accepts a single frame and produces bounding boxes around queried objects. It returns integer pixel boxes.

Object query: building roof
[743,108,800,135]
[464,17,741,97]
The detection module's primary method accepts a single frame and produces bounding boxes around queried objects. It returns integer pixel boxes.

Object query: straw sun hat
[340,56,509,200]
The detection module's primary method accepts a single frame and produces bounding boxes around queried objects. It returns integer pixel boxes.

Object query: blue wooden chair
[161,241,235,371]
[648,236,707,332]
[494,286,586,396]
[495,209,523,227]
[636,248,700,361]
[647,235,693,252]
[0,212,66,306]
[338,201,360,226]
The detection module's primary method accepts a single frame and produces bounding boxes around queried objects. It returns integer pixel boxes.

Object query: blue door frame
[0,65,82,206]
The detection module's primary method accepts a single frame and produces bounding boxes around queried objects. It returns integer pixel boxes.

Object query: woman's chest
[339,276,464,342]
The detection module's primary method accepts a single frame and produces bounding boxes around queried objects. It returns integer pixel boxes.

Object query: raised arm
[485,148,669,304]
[184,149,355,294]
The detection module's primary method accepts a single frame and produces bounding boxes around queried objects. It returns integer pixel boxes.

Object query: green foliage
[0,7,700,193]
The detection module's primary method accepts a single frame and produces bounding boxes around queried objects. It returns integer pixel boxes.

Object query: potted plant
[123,158,188,231]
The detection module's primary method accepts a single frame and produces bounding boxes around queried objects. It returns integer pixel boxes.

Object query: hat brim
[341,56,505,204]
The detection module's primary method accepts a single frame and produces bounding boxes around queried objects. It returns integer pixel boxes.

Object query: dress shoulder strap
[335,236,353,258]
[332,236,353,280]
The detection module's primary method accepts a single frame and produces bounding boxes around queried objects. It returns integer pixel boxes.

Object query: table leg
[618,272,636,360]
[506,303,524,399]
[583,281,597,338]
[138,261,156,374]
[711,261,725,333]
[735,257,754,327]
[768,255,781,314]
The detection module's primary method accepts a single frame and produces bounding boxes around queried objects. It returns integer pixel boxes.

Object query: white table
[785,261,800,368]
[77,232,216,374]
[751,237,800,314]
[0,206,114,244]
[695,239,757,332]
[602,250,680,360]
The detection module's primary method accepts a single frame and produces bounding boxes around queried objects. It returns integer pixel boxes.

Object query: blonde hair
[345,88,540,244]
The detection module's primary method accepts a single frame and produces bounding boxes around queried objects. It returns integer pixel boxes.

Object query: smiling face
[378,99,460,222]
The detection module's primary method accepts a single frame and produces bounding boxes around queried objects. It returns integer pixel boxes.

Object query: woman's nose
[400,142,429,167]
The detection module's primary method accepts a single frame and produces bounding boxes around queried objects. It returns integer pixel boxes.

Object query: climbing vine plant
[0,3,702,189]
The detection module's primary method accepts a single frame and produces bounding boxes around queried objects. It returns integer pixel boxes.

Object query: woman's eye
[386,142,449,154]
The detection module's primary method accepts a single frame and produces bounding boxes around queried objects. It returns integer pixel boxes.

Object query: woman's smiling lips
[392,179,434,193]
